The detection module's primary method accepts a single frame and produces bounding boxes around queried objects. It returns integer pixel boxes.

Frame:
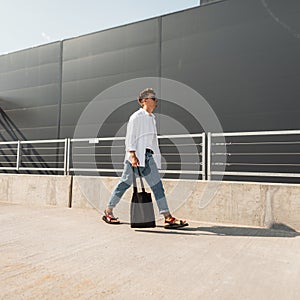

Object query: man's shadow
[135,222,300,238]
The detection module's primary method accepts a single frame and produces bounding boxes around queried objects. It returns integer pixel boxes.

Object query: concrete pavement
[1,202,300,299]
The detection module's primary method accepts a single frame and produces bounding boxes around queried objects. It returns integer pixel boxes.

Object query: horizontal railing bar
[70,134,203,143]
[0,141,18,145]
[158,134,204,139]
[213,152,300,156]
[212,130,300,137]
[70,168,124,172]
[21,154,64,157]
[0,167,17,170]
[71,161,122,164]
[19,167,64,171]
[0,147,18,151]
[161,162,203,165]
[214,141,300,146]
[72,154,123,157]
[72,152,202,156]
[72,145,124,149]
[161,153,202,156]
[213,163,300,166]
[21,161,64,165]
[211,171,300,178]
[160,143,203,147]
[22,147,65,150]
[71,161,202,166]
[72,144,202,149]
[161,170,203,174]
[69,168,203,175]
[20,139,65,144]
[70,137,125,142]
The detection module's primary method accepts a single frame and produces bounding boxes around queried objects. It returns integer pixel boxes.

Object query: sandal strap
[104,211,118,221]
[165,217,186,225]
[165,217,176,224]
[107,215,118,221]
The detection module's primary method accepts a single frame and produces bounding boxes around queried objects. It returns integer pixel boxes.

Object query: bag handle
[132,166,145,193]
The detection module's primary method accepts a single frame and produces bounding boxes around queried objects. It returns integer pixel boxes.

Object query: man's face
[143,93,158,110]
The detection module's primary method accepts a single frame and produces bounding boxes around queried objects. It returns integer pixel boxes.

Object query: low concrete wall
[0,174,72,207]
[173,180,300,230]
[71,176,132,220]
[72,176,300,231]
[1,174,300,231]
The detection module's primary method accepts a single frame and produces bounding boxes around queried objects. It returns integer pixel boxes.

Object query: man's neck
[142,106,154,115]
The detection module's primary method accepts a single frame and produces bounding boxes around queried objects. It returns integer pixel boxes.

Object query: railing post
[201,132,206,180]
[64,138,70,175]
[16,141,21,171]
[67,138,71,175]
[207,132,211,181]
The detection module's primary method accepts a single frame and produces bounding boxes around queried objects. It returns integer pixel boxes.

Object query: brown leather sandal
[102,211,120,224]
[164,217,188,229]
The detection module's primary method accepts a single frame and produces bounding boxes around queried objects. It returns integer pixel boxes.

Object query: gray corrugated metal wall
[0,0,299,139]
[0,43,62,140]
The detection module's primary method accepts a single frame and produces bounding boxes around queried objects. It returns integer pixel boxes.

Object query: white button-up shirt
[124,108,161,168]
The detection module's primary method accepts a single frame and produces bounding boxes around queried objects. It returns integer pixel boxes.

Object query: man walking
[103,88,188,229]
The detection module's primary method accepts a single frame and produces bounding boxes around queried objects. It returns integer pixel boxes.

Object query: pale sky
[0,0,200,55]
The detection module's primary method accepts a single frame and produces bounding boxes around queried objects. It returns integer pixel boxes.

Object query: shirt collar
[139,107,155,118]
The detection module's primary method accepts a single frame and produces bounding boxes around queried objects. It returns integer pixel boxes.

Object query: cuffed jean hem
[155,197,170,215]
[159,209,170,215]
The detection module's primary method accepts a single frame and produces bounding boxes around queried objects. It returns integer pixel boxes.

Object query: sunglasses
[145,97,158,101]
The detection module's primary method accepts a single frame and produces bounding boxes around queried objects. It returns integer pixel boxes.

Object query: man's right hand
[130,151,139,167]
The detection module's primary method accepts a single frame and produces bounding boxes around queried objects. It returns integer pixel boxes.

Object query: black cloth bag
[130,167,156,228]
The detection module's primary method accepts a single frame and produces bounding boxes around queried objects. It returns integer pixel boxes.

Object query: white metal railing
[0,134,205,179]
[69,134,205,178]
[1,130,300,182]
[208,130,300,180]
[0,139,68,173]
[68,137,126,175]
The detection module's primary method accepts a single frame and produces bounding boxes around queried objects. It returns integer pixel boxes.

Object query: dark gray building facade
[1,0,300,140]
[0,0,299,181]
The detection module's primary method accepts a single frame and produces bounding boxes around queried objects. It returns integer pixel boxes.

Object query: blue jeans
[108,152,170,214]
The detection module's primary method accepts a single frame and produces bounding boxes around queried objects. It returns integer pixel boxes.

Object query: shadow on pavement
[135,223,300,238]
